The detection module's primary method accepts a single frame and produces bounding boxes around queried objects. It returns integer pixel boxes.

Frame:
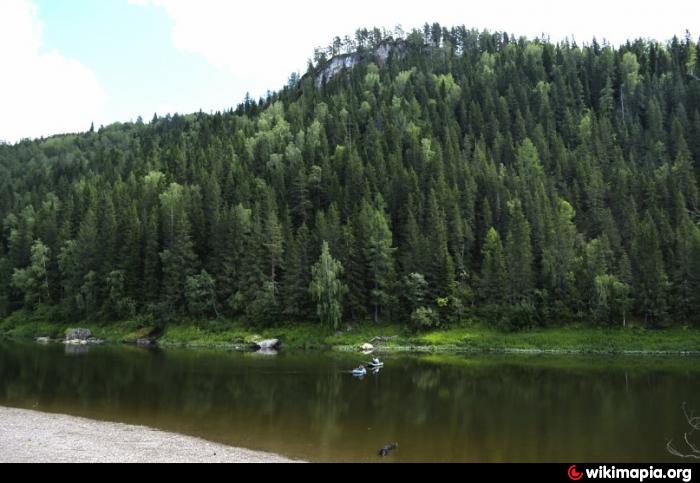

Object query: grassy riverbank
[1,310,700,354]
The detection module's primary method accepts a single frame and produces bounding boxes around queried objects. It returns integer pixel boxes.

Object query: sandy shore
[0,406,301,463]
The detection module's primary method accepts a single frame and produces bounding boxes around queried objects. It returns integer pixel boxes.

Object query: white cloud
[0,0,107,143]
[2,0,696,143]
[130,0,700,101]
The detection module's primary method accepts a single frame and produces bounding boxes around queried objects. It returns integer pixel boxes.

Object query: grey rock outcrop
[312,40,410,87]
[65,328,92,341]
[255,339,280,350]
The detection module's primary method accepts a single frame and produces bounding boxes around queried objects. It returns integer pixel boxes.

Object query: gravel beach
[0,406,300,463]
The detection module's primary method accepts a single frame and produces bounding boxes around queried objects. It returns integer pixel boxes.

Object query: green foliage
[106,270,137,320]
[621,52,640,88]
[159,183,198,313]
[246,281,280,326]
[632,212,670,326]
[361,200,396,323]
[185,270,218,318]
[542,199,578,317]
[479,228,506,305]
[505,200,534,304]
[410,307,439,331]
[594,274,631,327]
[499,302,538,332]
[11,240,50,308]
[309,241,347,330]
[0,24,699,333]
[402,273,428,314]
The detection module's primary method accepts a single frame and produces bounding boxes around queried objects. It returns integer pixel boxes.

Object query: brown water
[0,340,698,462]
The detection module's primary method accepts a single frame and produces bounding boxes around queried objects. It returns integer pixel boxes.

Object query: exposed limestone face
[65,328,92,341]
[375,42,396,65]
[312,40,409,87]
[314,55,360,87]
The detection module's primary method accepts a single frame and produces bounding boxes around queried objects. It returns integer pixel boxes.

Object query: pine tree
[282,224,312,319]
[142,207,161,303]
[263,195,284,291]
[361,200,396,323]
[688,225,700,326]
[425,190,455,301]
[505,200,534,304]
[632,212,669,326]
[159,183,198,313]
[542,199,579,311]
[341,222,368,321]
[185,270,219,317]
[480,227,506,306]
[672,218,700,325]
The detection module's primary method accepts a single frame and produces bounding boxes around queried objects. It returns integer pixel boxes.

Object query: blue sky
[36,0,243,123]
[1,0,698,142]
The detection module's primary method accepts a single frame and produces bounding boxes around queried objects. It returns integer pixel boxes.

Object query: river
[0,340,698,462]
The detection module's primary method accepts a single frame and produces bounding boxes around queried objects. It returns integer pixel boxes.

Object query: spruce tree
[480,228,507,307]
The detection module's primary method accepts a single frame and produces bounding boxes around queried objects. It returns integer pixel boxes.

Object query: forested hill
[2,25,700,331]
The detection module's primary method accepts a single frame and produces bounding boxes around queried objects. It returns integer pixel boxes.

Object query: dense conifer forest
[2,24,700,332]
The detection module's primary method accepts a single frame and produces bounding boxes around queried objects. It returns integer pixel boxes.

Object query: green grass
[409,325,700,353]
[0,310,155,343]
[2,311,700,354]
[159,320,330,349]
[157,320,409,349]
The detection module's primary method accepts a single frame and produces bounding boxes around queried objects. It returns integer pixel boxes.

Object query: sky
[1,0,699,143]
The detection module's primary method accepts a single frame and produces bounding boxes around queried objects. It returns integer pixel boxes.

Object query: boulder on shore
[65,328,92,341]
[255,339,280,350]
[360,343,374,352]
[36,337,51,344]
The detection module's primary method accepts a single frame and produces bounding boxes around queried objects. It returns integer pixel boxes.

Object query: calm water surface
[0,341,698,462]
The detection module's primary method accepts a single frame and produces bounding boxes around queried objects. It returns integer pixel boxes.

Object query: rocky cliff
[310,40,409,87]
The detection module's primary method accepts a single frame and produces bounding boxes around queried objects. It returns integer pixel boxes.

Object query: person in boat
[372,357,381,366]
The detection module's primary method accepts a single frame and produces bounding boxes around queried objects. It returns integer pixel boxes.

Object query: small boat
[367,361,384,368]
[352,367,367,376]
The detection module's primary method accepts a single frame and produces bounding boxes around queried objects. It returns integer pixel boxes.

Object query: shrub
[411,307,440,331]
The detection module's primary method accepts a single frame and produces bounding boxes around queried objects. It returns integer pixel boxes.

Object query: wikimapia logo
[569,465,584,481]
[567,465,693,482]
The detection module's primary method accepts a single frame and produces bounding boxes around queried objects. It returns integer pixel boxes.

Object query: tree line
[1,24,700,331]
